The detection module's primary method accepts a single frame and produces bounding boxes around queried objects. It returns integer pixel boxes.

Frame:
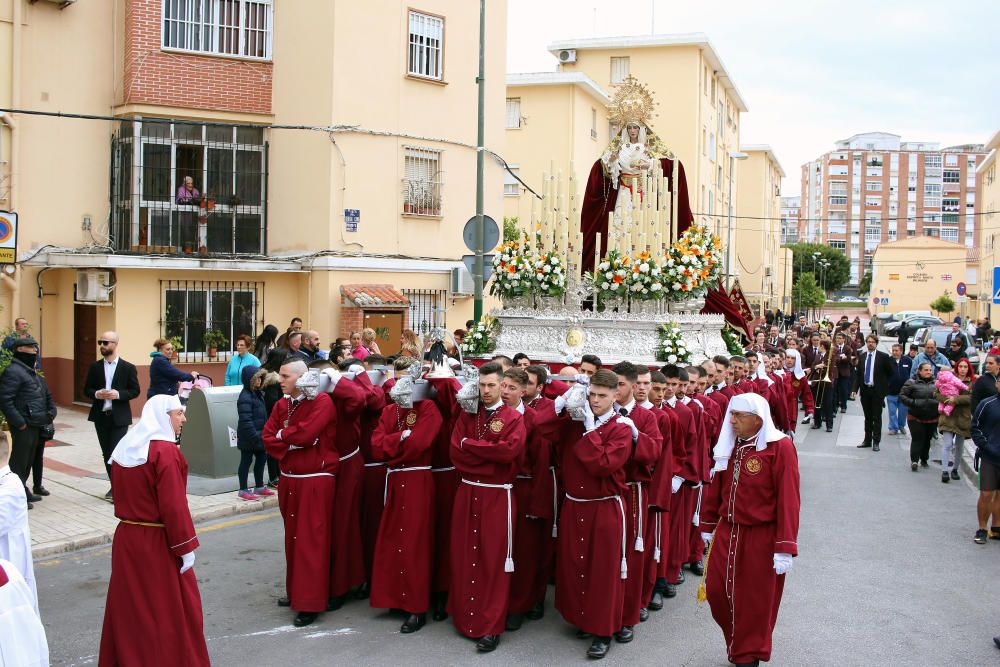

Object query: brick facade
[124,0,272,115]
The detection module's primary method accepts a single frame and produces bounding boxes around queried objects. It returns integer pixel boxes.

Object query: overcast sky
[506,0,1000,195]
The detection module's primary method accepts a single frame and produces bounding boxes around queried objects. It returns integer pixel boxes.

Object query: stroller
[178,374,214,404]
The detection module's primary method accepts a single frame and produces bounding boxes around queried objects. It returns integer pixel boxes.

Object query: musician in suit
[852,335,895,451]
[804,336,835,432]
[83,331,141,499]
[832,331,857,414]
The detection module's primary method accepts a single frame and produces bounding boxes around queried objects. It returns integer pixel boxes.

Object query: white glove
[773,553,793,575]
[348,364,366,376]
[671,475,684,494]
[323,367,342,387]
[617,415,639,441]
[180,551,195,574]
[582,403,596,431]
[701,532,713,544]
[400,429,412,441]
[574,374,591,386]
[553,395,567,415]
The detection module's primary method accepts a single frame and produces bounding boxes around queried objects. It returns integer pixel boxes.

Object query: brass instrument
[813,345,834,406]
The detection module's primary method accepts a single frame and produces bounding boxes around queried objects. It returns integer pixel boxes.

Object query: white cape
[0,466,36,611]
[0,558,49,667]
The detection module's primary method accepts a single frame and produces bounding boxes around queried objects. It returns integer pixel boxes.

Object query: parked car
[913,325,980,367]
[890,310,932,322]
[884,315,944,337]
[872,312,895,336]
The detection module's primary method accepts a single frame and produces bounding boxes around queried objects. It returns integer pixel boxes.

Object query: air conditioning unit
[31,0,77,7]
[450,266,474,296]
[558,49,577,63]
[75,270,112,304]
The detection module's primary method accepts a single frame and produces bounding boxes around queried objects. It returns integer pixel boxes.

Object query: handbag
[40,422,55,441]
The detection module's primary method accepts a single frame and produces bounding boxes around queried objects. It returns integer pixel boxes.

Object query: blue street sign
[956,282,967,297]
[880,297,889,306]
[994,267,1000,304]
[344,209,360,232]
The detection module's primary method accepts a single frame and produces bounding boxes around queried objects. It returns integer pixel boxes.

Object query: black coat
[250,367,283,424]
[147,353,194,399]
[83,357,141,426]
[853,349,895,396]
[0,358,56,430]
[899,376,938,421]
[236,365,267,452]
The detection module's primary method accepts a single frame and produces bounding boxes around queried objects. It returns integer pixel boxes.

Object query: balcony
[110,119,268,256]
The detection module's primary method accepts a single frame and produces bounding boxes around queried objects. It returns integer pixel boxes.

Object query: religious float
[466,77,749,367]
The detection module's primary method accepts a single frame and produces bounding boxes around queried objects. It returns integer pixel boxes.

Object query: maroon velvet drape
[580,157,694,274]
[701,281,751,340]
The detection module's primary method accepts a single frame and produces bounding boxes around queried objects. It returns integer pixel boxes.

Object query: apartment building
[976,129,1000,320]
[780,196,801,245]
[0,0,505,408]
[735,146,789,315]
[800,132,985,287]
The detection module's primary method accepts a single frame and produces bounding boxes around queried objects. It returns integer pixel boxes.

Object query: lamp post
[810,252,820,321]
[726,151,750,290]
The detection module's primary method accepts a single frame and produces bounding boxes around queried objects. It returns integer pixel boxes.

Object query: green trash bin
[179,385,243,478]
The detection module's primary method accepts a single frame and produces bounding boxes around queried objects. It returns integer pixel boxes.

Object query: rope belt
[339,447,361,462]
[626,482,645,552]
[119,519,164,528]
[565,493,628,579]
[550,466,559,538]
[461,478,515,573]
[431,466,455,473]
[654,512,662,562]
[693,484,703,527]
[364,461,386,468]
[280,471,335,479]
[384,465,431,504]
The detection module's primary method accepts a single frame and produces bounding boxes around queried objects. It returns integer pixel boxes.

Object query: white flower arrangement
[655,321,691,365]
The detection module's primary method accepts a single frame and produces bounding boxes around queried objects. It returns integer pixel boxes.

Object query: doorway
[73,304,97,402]
[363,310,404,356]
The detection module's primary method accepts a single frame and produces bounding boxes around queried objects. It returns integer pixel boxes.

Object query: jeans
[908,420,936,464]
[238,450,267,490]
[940,431,965,472]
[886,394,908,432]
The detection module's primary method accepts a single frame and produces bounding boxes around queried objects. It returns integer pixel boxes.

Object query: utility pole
[473,0,486,322]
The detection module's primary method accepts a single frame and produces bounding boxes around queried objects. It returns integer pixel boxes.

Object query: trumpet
[813,346,834,406]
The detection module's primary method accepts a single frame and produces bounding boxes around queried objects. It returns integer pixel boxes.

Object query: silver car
[913,326,980,367]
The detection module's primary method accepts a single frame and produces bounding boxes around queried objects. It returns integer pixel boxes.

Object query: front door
[363,311,404,357]
[74,304,97,402]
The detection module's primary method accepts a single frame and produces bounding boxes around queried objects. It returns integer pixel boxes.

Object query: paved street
[34,395,999,666]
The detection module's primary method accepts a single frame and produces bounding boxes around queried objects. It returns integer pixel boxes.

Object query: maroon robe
[448,404,526,638]
[329,377,368,599]
[427,376,464,593]
[700,436,800,664]
[785,373,815,426]
[662,398,699,582]
[358,374,388,582]
[99,440,209,667]
[369,399,442,614]
[264,394,338,613]
[767,373,790,432]
[555,415,631,636]
[644,403,677,605]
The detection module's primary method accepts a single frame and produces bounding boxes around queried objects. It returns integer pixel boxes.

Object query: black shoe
[586,637,611,659]
[277,596,291,607]
[614,626,634,643]
[826,425,833,432]
[525,601,544,620]
[26,501,33,510]
[25,490,41,502]
[327,595,346,611]
[990,529,1000,541]
[841,407,847,413]
[505,613,524,631]
[104,489,113,500]
[648,591,664,610]
[400,613,426,634]
[267,479,279,489]
[920,460,929,468]
[688,560,705,576]
[431,593,448,621]
[294,611,318,627]
[353,582,370,600]
[735,661,760,667]
[857,442,872,448]
[911,462,919,471]
[873,444,880,452]
[951,469,960,481]
[575,629,593,639]
[638,607,649,622]
[663,583,677,598]
[32,486,50,496]
[476,634,500,652]
[994,636,1000,649]
[811,423,822,430]
[974,529,988,544]
[942,472,950,483]
[675,571,685,584]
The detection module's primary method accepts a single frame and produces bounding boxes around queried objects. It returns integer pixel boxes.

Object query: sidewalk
[19,405,276,559]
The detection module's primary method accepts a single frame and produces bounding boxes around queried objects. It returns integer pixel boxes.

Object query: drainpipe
[4,0,23,326]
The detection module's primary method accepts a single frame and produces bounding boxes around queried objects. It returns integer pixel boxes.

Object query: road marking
[207,625,358,642]
[797,451,863,460]
[198,511,280,534]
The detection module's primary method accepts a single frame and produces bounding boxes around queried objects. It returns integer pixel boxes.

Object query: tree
[930,291,955,317]
[792,272,825,312]
[784,243,851,293]
[858,271,872,296]
[503,216,520,243]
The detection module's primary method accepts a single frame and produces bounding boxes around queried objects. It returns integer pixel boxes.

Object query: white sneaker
[801,414,813,424]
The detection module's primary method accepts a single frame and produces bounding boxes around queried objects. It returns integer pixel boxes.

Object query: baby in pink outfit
[935,369,968,416]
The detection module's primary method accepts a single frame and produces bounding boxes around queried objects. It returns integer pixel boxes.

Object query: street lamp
[726,151,750,290]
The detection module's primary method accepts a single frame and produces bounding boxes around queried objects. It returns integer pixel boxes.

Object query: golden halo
[609,76,658,129]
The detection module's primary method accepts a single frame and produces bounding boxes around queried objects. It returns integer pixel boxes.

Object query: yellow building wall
[870,237,967,316]
[978,130,1000,322]
[734,150,782,315]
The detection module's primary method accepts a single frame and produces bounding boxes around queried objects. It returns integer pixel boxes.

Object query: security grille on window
[162,280,262,362]
[943,169,960,183]
[610,57,630,84]
[403,289,446,335]
[402,147,443,216]
[408,11,444,80]
[506,98,521,129]
[162,0,272,59]
[504,166,520,196]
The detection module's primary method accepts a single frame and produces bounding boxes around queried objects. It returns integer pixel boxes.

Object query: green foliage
[203,329,228,349]
[720,325,745,355]
[784,243,851,293]
[168,336,184,353]
[503,216,520,243]
[858,270,872,296]
[793,272,826,310]
[930,292,955,316]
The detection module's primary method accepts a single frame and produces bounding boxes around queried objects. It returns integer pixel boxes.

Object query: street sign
[872,297,879,305]
[462,216,500,252]
[344,209,360,232]
[880,298,889,306]
[0,211,18,264]
[994,267,1000,305]
[956,296,968,303]
[463,254,494,283]
[956,282,967,296]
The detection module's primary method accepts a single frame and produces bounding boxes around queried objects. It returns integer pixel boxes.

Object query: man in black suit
[83,331,140,499]
[853,334,895,452]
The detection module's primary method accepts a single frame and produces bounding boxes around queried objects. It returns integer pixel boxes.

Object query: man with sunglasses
[83,332,140,500]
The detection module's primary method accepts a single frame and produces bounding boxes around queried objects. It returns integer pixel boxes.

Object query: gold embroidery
[405,412,417,426]
[744,456,762,475]
[489,419,504,433]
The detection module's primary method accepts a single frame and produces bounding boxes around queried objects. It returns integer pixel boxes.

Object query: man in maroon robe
[700,393,800,667]
[645,370,679,612]
[369,385,442,633]
[448,362,526,653]
[554,368,632,660]
[263,360,338,627]
[660,365,699,596]
[357,361,388,594]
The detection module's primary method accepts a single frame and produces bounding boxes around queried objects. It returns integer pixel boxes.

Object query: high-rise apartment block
[800,132,985,285]
[780,196,801,245]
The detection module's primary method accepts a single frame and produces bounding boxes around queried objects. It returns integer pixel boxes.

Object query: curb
[32,494,280,560]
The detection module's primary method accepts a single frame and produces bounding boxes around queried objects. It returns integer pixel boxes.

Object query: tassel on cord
[635,536,644,551]
[697,532,714,603]
[620,556,628,580]
[505,557,515,573]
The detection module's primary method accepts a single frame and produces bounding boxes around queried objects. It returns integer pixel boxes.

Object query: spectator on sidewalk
[910,339,951,379]
[886,344,913,436]
[351,328,381,361]
[224,335,260,386]
[275,317,303,349]
[936,358,974,483]
[147,338,198,399]
[252,324,279,361]
[83,331,141,500]
[235,365,274,501]
[943,337,967,367]
[2,318,41,370]
[0,337,56,508]
[0,433,38,610]
[900,362,939,472]
[252,348,286,489]
[971,355,999,413]
[285,332,307,362]
[970,391,1000,544]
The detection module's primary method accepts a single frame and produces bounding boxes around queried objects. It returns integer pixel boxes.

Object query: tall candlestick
[671,160,680,243]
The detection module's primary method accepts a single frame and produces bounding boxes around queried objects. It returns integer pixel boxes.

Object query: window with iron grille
[111,119,267,255]
[403,289,447,336]
[162,280,263,362]
[162,0,272,59]
[408,11,444,80]
[402,147,443,216]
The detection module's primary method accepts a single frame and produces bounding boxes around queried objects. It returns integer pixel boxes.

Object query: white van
[891,310,932,321]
